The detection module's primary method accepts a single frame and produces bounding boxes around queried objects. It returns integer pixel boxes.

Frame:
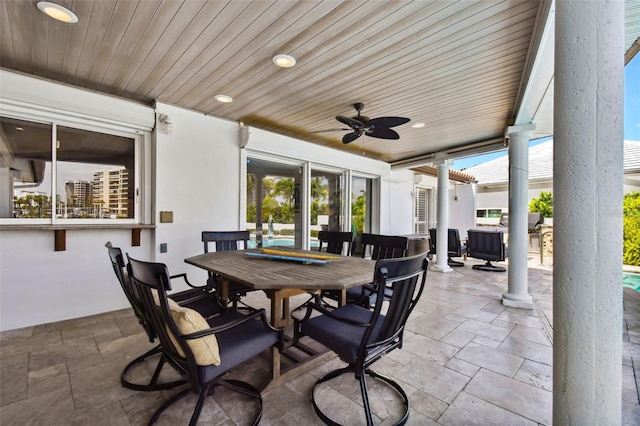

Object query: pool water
[248,238,319,249]
[623,273,640,291]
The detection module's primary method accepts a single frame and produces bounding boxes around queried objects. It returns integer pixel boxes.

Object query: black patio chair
[127,255,283,426]
[339,233,409,307]
[105,242,221,391]
[296,253,428,425]
[317,230,354,256]
[466,229,508,272]
[202,230,261,309]
[428,228,467,267]
[290,231,354,314]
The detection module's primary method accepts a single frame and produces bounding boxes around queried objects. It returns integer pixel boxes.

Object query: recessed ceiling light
[411,122,426,128]
[16,127,24,131]
[214,94,233,103]
[37,2,78,23]
[272,54,296,68]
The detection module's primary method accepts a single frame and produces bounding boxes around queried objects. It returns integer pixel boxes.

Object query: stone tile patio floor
[1,257,639,425]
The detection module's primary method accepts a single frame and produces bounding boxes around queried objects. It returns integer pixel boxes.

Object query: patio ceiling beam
[389,137,506,170]
[511,0,555,129]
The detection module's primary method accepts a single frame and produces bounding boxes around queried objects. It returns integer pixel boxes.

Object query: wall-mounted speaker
[239,123,249,148]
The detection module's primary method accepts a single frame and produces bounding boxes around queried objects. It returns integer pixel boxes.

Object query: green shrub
[623,192,640,266]
[529,191,553,217]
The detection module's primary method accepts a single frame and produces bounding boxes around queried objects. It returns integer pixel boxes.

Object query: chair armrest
[170,273,205,289]
[183,309,282,338]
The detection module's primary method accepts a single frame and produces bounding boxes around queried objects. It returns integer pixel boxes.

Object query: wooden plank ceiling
[0,0,553,163]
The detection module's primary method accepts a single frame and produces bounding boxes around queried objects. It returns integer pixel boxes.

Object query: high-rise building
[92,168,128,218]
[64,181,92,207]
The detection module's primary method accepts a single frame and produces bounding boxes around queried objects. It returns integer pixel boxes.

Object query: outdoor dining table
[184,247,376,390]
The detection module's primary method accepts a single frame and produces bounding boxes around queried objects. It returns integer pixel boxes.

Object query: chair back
[466,229,506,261]
[364,253,428,365]
[105,242,155,341]
[202,231,250,253]
[317,230,353,255]
[528,212,544,232]
[360,233,408,260]
[126,256,193,367]
[428,228,463,257]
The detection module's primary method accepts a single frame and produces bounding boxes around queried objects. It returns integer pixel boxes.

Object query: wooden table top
[185,248,376,291]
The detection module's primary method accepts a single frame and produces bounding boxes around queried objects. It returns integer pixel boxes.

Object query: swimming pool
[623,272,640,291]
[248,238,319,249]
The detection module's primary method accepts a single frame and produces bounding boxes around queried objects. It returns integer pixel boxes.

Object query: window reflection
[0,116,135,220]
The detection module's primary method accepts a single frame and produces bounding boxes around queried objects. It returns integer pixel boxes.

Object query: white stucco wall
[152,102,242,290]
[449,182,477,239]
[0,72,417,331]
[386,170,416,236]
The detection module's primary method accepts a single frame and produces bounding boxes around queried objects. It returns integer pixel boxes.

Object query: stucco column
[431,160,452,273]
[553,1,623,424]
[502,124,535,309]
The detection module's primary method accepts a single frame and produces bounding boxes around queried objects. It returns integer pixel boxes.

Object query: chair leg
[311,366,409,426]
[472,261,506,272]
[365,369,409,426]
[358,372,374,426]
[220,379,264,426]
[149,379,263,426]
[121,345,186,391]
[447,257,464,267]
[188,384,210,426]
[150,387,192,424]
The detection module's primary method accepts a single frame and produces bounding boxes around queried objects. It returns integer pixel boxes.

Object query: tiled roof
[411,165,476,183]
[465,139,640,185]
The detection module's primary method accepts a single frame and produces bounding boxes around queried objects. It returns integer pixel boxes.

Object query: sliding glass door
[246,158,303,248]
[310,168,346,246]
[351,175,375,255]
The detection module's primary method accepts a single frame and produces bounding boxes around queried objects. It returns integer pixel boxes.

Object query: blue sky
[453,54,640,171]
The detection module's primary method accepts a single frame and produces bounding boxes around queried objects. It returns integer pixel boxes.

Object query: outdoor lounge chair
[466,229,508,272]
[428,228,467,266]
[296,253,428,425]
[528,212,544,246]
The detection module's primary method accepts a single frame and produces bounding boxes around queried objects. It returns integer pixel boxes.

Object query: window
[1,116,137,222]
[476,208,506,225]
[414,187,430,234]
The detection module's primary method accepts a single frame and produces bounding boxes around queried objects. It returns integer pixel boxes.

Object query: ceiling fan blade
[336,115,364,129]
[342,132,362,144]
[367,116,410,128]
[366,127,400,140]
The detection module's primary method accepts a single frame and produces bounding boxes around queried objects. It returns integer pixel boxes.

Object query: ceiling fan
[315,103,410,144]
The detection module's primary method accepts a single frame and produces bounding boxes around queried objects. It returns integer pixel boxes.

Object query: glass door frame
[242,151,309,249]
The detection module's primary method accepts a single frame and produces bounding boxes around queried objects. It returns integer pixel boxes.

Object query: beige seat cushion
[167,304,221,366]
